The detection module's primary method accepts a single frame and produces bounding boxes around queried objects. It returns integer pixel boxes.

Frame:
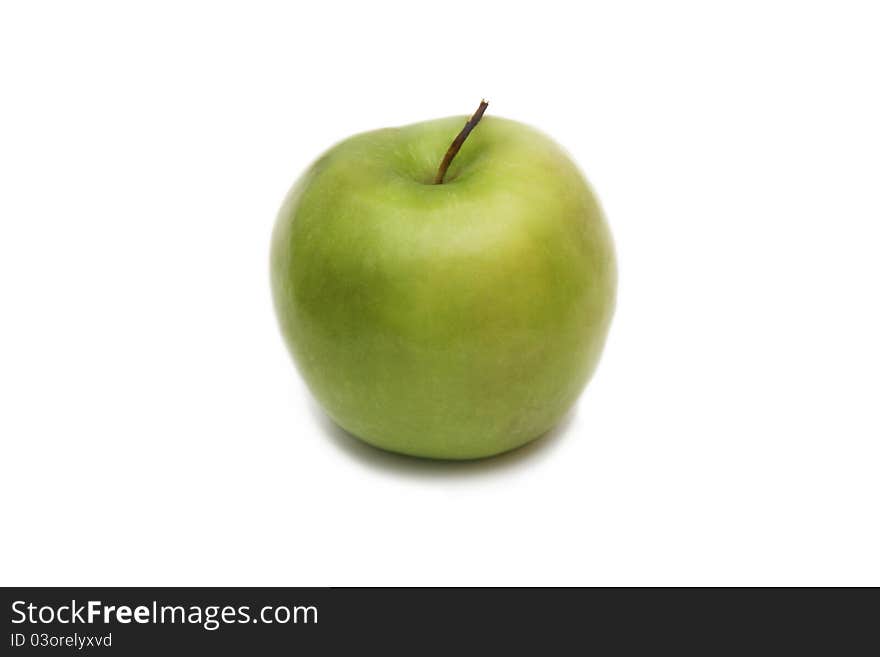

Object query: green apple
[271,103,616,459]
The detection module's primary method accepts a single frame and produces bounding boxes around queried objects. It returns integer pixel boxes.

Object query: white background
[1,1,878,586]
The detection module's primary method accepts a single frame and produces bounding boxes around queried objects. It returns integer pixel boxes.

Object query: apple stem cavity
[433,99,489,184]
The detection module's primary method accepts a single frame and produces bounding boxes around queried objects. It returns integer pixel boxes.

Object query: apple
[271,102,616,459]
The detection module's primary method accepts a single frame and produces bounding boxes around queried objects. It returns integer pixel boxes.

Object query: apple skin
[271,115,616,459]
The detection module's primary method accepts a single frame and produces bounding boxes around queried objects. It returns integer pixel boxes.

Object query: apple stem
[433,100,489,184]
